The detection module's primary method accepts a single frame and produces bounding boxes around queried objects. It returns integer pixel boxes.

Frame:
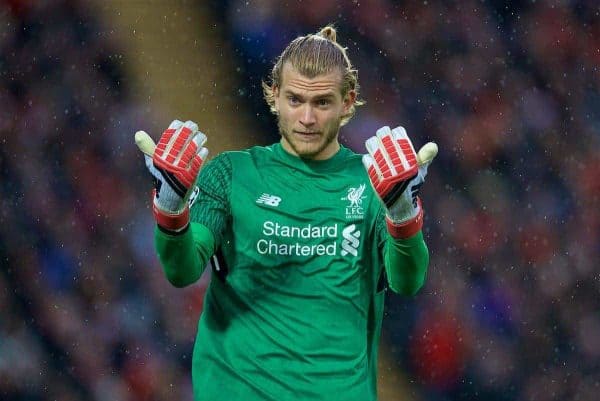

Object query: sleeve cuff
[386,199,424,239]
[153,202,190,233]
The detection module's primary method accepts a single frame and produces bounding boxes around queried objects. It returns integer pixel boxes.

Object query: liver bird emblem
[347,184,366,207]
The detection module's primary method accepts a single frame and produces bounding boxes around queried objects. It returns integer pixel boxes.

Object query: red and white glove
[135,120,208,232]
[362,126,437,238]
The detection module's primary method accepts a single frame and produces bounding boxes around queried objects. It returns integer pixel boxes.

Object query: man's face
[274,63,355,160]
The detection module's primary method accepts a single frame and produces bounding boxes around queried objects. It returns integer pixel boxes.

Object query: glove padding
[137,120,208,231]
[362,126,436,238]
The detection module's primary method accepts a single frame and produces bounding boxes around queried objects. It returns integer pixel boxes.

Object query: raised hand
[363,126,437,237]
[135,120,208,232]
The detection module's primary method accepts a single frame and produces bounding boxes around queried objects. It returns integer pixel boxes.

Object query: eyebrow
[283,89,336,100]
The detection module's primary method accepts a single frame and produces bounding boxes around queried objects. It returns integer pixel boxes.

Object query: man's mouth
[293,130,320,137]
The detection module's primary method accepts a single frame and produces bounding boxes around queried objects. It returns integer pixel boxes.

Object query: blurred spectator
[1,1,202,400]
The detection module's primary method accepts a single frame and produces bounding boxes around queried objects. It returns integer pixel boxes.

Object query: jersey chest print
[241,181,371,259]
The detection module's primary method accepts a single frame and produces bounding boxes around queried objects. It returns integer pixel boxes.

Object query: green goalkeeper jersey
[154,142,429,401]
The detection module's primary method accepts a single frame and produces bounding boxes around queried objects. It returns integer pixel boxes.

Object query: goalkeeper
[136,26,437,401]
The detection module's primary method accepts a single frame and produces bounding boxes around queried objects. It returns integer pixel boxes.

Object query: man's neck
[279,139,341,161]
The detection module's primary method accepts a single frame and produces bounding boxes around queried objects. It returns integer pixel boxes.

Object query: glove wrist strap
[386,198,424,239]
[153,202,190,232]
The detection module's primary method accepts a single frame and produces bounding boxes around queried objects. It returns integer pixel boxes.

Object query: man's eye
[317,99,330,106]
[288,96,300,105]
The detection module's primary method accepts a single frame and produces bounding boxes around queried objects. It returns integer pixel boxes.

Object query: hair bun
[318,26,337,42]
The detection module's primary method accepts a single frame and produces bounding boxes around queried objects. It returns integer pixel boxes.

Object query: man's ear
[273,85,280,112]
[343,89,356,114]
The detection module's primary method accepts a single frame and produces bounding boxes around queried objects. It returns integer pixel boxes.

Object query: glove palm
[362,126,437,237]
[136,120,208,231]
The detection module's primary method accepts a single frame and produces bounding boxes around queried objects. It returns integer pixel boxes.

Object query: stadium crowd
[1,0,598,400]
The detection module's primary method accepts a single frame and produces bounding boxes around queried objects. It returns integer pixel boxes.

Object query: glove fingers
[366,125,418,181]
[135,130,157,156]
[183,120,198,134]
[168,119,184,130]
[365,127,390,179]
[176,120,199,159]
[364,135,381,159]
[376,126,403,176]
[415,141,438,180]
[363,125,421,209]
[175,121,203,167]
[177,128,206,169]
[155,120,187,164]
[188,137,209,173]
[190,132,207,162]
[164,119,185,157]
[416,142,438,167]
[191,130,207,149]
[361,153,374,171]
[196,146,209,161]
[390,126,418,173]
[180,121,200,156]
[362,154,379,185]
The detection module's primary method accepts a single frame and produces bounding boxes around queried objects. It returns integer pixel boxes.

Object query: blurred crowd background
[1,0,598,400]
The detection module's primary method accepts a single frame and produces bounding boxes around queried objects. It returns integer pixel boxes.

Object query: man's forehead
[280,63,342,94]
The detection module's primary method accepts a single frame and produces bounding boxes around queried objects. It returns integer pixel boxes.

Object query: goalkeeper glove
[135,120,208,232]
[362,126,437,238]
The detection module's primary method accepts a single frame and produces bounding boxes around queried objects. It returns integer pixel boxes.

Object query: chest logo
[256,193,282,207]
[341,224,361,257]
[341,184,366,219]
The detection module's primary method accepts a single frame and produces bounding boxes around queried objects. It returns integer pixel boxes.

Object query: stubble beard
[277,117,341,160]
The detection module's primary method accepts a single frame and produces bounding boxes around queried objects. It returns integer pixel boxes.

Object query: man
[136,26,437,401]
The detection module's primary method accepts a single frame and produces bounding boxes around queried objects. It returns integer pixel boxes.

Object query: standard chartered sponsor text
[257,221,338,256]
[256,239,337,256]
[262,221,337,238]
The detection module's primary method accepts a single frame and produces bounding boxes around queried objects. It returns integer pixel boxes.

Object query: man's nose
[299,105,316,126]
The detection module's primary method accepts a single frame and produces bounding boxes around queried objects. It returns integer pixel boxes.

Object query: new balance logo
[341,224,361,257]
[256,193,282,207]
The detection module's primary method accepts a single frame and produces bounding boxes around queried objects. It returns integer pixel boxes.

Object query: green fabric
[154,223,215,287]
[385,231,429,295]
[154,142,429,401]
[190,153,231,248]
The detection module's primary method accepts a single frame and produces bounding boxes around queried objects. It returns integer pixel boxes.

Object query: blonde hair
[262,25,364,126]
